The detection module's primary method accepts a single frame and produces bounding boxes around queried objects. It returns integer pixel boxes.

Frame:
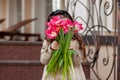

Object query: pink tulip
[74,21,83,32]
[45,29,57,39]
[45,15,83,39]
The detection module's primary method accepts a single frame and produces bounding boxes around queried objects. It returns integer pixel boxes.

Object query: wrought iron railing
[65,0,118,80]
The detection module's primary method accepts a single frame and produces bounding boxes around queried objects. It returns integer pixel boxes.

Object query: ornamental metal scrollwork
[66,0,117,80]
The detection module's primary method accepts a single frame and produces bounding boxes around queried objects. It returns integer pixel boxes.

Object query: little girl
[40,10,86,80]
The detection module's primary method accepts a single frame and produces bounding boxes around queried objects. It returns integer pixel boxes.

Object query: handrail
[4,18,37,32]
[0,31,42,41]
[0,18,5,24]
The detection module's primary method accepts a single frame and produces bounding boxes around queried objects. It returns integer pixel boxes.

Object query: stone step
[0,41,90,80]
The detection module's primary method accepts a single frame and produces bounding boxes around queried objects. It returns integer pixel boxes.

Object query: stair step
[0,41,90,80]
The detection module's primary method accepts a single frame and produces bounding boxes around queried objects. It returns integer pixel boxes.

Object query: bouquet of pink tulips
[45,15,83,80]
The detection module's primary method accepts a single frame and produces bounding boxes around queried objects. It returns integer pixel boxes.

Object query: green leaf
[47,48,62,73]
[59,58,63,68]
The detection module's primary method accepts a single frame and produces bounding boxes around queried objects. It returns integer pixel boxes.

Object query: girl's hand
[50,40,59,50]
[69,41,75,50]
[69,40,79,50]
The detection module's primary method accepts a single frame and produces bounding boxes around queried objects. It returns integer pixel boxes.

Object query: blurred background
[0,0,119,80]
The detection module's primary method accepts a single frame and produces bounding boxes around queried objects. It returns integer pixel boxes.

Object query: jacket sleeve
[40,39,52,65]
[71,40,84,66]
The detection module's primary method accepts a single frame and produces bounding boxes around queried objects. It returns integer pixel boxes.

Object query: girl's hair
[47,10,73,22]
[47,10,86,59]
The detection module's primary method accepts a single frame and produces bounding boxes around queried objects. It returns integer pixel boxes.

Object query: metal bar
[117,0,120,80]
